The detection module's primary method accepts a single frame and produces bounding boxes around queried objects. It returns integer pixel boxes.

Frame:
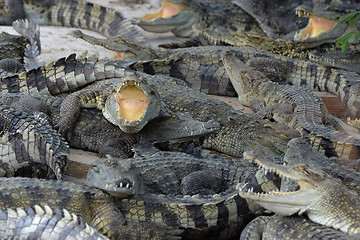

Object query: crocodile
[0,0,144,43]
[238,151,360,235]
[132,0,200,38]
[0,19,43,76]
[239,138,360,239]
[0,91,220,158]
[0,102,69,179]
[56,70,170,138]
[309,48,360,73]
[293,2,359,47]
[240,214,359,240]
[232,0,305,40]
[282,137,360,192]
[0,204,109,239]
[0,53,316,158]
[86,150,280,239]
[86,150,261,197]
[222,50,360,161]
[0,177,183,240]
[57,69,301,158]
[65,32,360,117]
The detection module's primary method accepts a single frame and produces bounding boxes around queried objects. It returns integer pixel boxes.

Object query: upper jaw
[237,151,319,216]
[293,4,348,47]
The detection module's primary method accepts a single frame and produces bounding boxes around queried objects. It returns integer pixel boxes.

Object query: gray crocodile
[293,2,359,48]
[65,32,360,118]
[240,214,359,240]
[222,50,360,161]
[309,48,360,74]
[238,151,360,235]
[0,91,220,158]
[0,19,43,77]
[0,204,109,240]
[86,150,280,239]
[0,177,183,240]
[0,0,144,43]
[0,102,69,179]
[0,53,300,158]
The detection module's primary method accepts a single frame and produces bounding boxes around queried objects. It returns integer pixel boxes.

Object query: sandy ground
[0,0,346,181]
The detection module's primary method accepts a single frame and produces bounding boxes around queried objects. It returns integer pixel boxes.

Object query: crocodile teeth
[120,182,123,188]
[126,183,130,188]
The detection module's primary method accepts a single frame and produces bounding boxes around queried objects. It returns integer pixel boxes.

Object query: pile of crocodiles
[0,0,360,239]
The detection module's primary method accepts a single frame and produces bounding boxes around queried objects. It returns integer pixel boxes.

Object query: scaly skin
[0,20,44,77]
[232,0,305,40]
[0,57,300,158]
[309,48,360,74]
[0,92,220,158]
[0,0,144,43]
[222,50,360,160]
[87,151,278,239]
[240,214,359,240]
[63,33,360,117]
[0,102,69,179]
[238,151,360,235]
[283,137,360,193]
[0,177,182,240]
[86,151,258,197]
[0,205,109,240]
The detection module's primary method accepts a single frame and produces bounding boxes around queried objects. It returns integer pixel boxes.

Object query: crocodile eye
[91,165,100,173]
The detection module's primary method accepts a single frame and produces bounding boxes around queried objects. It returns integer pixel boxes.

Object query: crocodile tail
[0,53,125,95]
[23,0,145,43]
[0,104,69,179]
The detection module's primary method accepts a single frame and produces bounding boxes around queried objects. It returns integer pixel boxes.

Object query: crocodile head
[222,50,269,106]
[309,49,360,74]
[294,3,351,47]
[238,151,360,235]
[87,155,143,198]
[103,71,161,133]
[141,112,221,144]
[132,0,198,37]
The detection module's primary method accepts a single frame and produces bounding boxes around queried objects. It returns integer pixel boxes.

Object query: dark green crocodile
[0,91,220,158]
[0,177,183,240]
[240,214,359,240]
[0,102,69,179]
[0,204,109,239]
[86,150,281,239]
[222,50,360,161]
[0,0,144,43]
[238,151,360,235]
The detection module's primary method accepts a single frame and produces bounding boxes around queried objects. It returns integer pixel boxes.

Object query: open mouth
[140,0,190,21]
[294,7,337,41]
[236,151,321,217]
[104,178,136,198]
[116,80,149,122]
